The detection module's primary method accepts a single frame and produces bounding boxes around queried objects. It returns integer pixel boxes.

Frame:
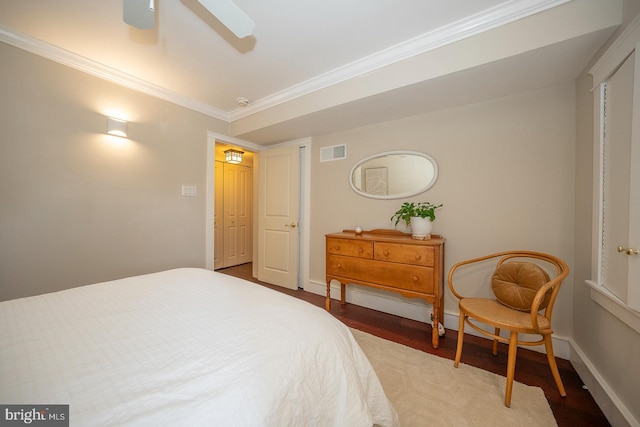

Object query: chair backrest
[448,250,570,325]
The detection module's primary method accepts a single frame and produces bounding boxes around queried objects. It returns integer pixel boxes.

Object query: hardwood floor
[218,263,610,427]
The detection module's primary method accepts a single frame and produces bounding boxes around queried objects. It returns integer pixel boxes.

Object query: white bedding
[0,268,399,426]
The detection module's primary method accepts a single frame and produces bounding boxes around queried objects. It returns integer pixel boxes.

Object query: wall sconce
[107,117,128,138]
[225,149,244,164]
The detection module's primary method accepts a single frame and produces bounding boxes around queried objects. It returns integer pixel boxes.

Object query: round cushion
[491,262,550,311]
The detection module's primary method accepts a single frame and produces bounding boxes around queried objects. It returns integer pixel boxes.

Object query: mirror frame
[349,150,439,200]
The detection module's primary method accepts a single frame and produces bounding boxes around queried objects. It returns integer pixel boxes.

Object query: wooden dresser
[325,229,445,348]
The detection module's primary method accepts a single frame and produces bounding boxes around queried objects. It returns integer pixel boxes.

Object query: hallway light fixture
[225,149,244,164]
[107,117,128,138]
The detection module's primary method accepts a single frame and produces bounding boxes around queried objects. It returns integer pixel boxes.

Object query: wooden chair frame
[448,250,569,407]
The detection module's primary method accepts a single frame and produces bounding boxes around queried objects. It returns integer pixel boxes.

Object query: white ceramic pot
[409,216,434,240]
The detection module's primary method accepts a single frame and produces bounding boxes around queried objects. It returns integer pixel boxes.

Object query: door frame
[205,132,311,289]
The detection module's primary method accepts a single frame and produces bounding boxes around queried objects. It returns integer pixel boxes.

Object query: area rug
[350,328,557,427]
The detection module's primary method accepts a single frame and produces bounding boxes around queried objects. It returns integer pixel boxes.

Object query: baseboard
[569,340,639,427]
[304,278,570,359]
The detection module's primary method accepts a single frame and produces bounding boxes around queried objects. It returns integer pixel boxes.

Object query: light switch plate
[181,185,197,196]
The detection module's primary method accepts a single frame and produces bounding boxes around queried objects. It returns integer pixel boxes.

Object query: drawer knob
[358,247,364,253]
[415,255,422,260]
[337,263,342,268]
[383,250,389,256]
[412,275,419,282]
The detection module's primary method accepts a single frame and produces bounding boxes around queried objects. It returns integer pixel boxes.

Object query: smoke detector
[236,97,249,107]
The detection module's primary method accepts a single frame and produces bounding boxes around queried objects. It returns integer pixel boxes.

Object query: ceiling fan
[123,0,255,38]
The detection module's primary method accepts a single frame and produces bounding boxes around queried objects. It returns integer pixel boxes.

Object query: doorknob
[284,222,297,228]
[617,246,639,255]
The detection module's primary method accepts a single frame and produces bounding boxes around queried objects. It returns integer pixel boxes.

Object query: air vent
[320,144,347,162]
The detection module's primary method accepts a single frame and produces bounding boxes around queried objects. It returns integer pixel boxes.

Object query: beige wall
[2,10,638,423]
[0,42,228,300]
[310,82,576,337]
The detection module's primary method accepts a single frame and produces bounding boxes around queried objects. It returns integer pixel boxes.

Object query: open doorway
[205,133,311,291]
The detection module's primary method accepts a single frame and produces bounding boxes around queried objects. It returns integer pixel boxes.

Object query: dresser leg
[325,279,331,311]
[432,306,440,348]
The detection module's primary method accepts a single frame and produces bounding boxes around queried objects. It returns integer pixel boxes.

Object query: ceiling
[0,0,622,145]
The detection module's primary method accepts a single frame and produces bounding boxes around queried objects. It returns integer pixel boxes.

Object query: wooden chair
[447,250,569,407]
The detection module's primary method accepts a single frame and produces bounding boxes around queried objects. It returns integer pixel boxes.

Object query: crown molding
[0,0,568,123]
[229,0,570,120]
[0,25,231,122]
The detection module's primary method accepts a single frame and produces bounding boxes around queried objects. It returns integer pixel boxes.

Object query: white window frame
[586,16,640,334]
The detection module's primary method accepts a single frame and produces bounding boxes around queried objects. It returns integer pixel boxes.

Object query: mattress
[0,268,399,426]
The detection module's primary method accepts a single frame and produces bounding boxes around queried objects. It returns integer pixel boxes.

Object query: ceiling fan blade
[123,0,155,30]
[197,0,255,39]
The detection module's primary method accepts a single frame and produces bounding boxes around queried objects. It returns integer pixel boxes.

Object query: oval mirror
[349,151,438,199]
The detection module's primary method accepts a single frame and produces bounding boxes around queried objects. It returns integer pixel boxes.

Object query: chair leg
[492,327,501,356]
[505,331,518,407]
[544,334,567,397]
[454,312,466,368]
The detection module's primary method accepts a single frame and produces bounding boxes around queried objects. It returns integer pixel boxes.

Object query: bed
[0,268,399,426]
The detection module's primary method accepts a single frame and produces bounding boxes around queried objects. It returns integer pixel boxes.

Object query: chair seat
[459,298,551,334]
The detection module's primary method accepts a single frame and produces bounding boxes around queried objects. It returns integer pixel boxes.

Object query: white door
[631,51,640,309]
[602,49,640,309]
[223,163,252,267]
[257,145,300,289]
[235,164,253,265]
[213,161,224,270]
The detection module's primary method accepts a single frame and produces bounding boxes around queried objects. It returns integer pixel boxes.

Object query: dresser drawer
[326,237,373,259]
[327,254,434,293]
[374,242,434,266]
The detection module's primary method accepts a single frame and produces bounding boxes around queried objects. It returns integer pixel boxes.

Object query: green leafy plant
[390,202,443,226]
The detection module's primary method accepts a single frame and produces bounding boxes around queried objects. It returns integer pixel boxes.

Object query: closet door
[223,163,252,267]
[214,161,225,269]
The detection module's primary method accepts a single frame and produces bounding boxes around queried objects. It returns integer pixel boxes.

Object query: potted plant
[390,201,443,240]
